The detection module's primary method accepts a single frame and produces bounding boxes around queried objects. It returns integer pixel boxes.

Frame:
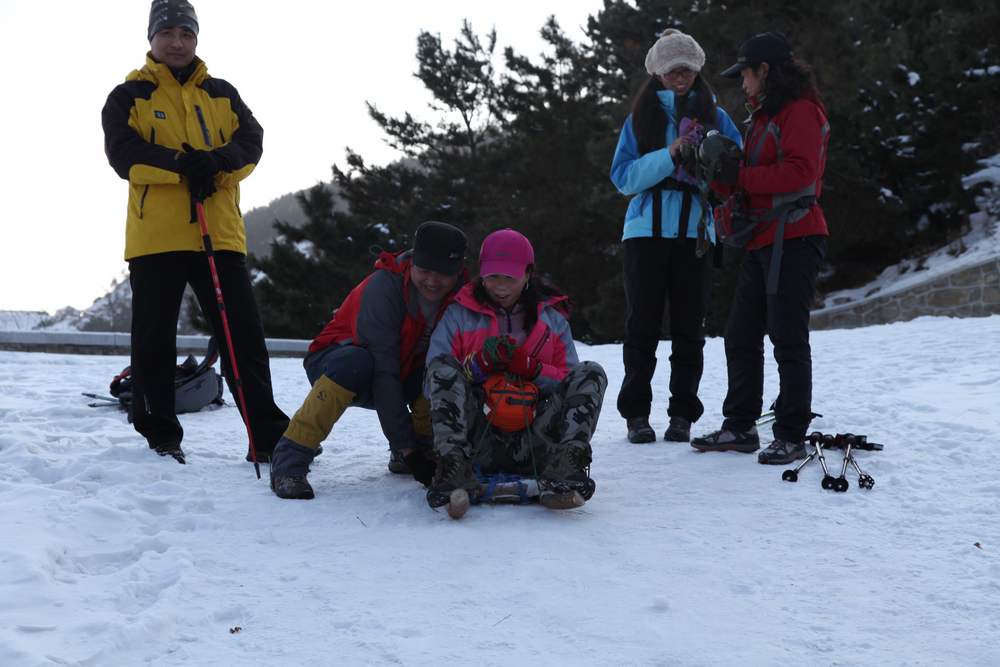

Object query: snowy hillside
[1,315,998,665]
[0,310,47,331]
[822,152,1000,309]
[8,276,202,335]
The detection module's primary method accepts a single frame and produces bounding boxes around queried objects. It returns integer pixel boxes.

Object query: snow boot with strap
[539,443,594,509]
[426,447,478,519]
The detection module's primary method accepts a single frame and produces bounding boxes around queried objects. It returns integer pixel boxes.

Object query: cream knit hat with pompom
[644,29,706,76]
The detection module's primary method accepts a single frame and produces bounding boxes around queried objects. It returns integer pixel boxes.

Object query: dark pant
[303,344,424,408]
[302,343,428,444]
[128,251,289,453]
[617,237,709,423]
[303,344,376,403]
[721,236,827,442]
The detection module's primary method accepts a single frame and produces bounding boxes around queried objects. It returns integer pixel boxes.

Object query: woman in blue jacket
[610,29,742,444]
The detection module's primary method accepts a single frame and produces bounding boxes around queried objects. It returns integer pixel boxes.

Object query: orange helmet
[483,374,538,433]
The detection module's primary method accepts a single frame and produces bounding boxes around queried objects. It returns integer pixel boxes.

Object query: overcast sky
[0,0,603,313]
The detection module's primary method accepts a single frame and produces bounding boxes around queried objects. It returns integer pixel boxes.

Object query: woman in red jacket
[691,32,829,464]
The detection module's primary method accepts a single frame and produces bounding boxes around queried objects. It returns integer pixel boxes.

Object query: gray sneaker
[690,426,760,453]
[757,439,807,465]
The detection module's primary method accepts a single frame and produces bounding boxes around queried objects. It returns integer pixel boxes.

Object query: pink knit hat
[479,229,534,279]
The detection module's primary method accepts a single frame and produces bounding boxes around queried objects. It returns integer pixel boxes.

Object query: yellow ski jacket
[102,54,262,260]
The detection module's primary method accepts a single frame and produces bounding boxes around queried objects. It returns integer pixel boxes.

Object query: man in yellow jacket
[101,0,289,464]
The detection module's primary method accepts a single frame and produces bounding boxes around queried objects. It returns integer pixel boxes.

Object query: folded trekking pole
[195,200,261,479]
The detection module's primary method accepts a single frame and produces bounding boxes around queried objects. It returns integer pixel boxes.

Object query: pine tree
[250,2,999,341]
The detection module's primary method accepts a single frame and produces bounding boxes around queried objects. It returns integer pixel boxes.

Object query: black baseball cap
[411,221,468,276]
[720,32,793,78]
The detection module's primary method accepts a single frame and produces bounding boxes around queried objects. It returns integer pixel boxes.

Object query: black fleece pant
[617,237,709,423]
[721,236,827,443]
[128,251,289,453]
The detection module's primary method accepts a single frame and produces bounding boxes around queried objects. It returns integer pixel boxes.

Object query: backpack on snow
[85,338,225,416]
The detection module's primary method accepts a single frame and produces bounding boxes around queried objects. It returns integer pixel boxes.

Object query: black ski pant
[128,250,289,454]
[617,237,709,423]
[721,236,827,443]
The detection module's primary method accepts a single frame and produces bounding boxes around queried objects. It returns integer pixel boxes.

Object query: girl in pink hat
[421,229,608,518]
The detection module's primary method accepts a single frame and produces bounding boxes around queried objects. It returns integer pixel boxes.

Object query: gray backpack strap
[758,120,829,295]
[765,196,817,295]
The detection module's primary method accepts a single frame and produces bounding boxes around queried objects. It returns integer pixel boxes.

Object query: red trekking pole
[195,200,261,479]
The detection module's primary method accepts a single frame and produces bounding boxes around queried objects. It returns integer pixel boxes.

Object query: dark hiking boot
[757,439,807,465]
[690,426,760,453]
[663,416,691,442]
[153,443,186,464]
[541,444,596,509]
[626,417,656,444]
[269,437,319,500]
[271,475,314,500]
[426,448,478,512]
[388,449,411,475]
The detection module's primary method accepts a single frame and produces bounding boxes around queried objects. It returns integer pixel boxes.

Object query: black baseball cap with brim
[720,32,793,78]
[411,221,468,276]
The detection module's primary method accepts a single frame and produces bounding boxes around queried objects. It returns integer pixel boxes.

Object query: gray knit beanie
[644,29,706,76]
[148,0,199,41]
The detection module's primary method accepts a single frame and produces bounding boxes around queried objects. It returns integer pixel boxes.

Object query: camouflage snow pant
[425,356,608,476]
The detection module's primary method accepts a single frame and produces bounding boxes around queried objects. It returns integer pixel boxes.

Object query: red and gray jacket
[720,96,830,250]
[425,283,579,394]
[308,250,463,449]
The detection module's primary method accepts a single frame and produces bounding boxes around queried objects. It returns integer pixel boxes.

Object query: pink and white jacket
[425,283,579,393]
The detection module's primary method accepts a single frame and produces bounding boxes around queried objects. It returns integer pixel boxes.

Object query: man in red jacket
[269,221,468,499]
[691,32,830,465]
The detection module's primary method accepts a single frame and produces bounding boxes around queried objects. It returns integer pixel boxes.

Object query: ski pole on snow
[194,200,261,479]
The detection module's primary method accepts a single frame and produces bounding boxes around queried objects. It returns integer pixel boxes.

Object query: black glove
[179,143,222,202]
[403,447,437,487]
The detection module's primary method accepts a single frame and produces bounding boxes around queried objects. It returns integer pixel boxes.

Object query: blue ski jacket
[610,90,743,242]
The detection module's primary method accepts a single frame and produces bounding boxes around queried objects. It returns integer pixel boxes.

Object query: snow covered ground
[1,315,998,666]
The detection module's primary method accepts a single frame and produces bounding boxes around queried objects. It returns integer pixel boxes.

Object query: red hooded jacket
[715,97,830,250]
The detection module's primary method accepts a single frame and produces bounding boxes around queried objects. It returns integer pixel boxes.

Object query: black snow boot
[426,447,478,518]
[626,417,656,444]
[153,442,186,464]
[540,444,595,509]
[269,437,319,500]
